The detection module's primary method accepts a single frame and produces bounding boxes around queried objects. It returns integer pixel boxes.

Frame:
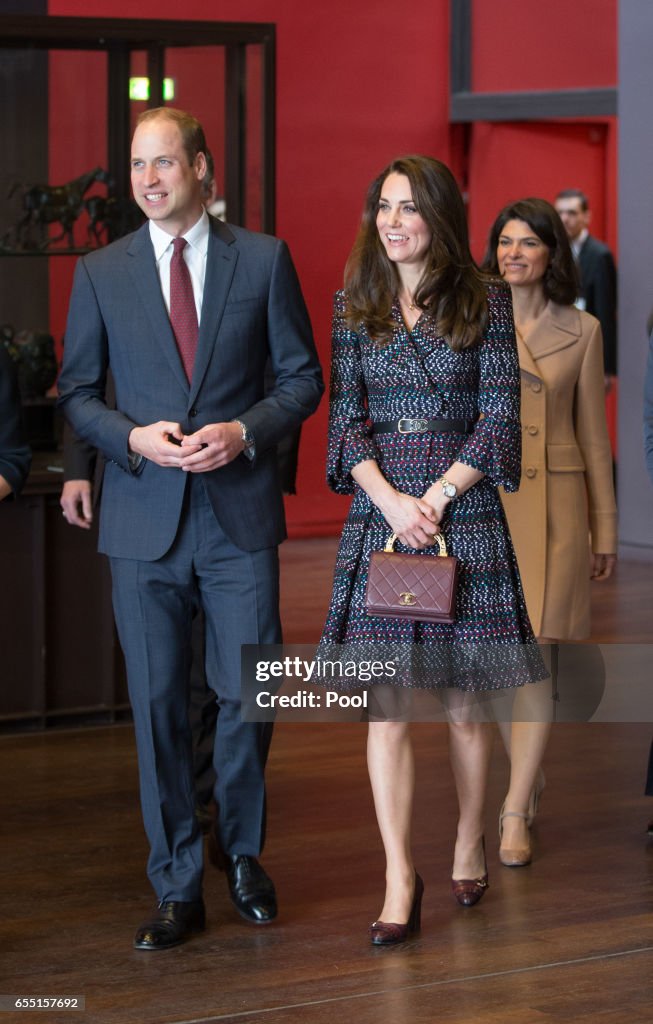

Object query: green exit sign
[129,77,176,101]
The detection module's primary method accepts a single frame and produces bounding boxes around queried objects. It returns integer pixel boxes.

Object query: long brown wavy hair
[344,155,488,351]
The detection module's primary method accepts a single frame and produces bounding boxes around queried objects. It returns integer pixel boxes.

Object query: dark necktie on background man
[170,237,198,382]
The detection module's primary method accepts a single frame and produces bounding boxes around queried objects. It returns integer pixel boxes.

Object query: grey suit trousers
[110,474,279,901]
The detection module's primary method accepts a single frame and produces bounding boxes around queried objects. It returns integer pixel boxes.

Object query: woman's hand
[590,553,616,581]
[349,459,441,548]
[377,489,441,550]
[422,481,452,525]
[422,463,484,524]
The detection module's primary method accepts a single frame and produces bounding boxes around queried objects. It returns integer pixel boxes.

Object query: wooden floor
[2,540,652,1024]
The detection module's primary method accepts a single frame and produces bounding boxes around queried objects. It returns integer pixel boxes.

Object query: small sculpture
[2,166,112,251]
[83,194,143,246]
[1,323,57,398]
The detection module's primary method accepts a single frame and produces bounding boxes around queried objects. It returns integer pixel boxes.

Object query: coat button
[530,381,542,393]
[525,466,537,478]
[527,424,539,435]
[189,407,198,417]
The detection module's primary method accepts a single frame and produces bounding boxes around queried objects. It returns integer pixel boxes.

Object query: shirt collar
[149,209,210,262]
[571,227,589,259]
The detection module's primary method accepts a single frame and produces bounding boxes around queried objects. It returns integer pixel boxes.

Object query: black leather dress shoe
[133,899,206,951]
[225,855,277,925]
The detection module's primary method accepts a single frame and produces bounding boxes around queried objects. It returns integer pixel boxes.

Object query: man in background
[555,188,618,387]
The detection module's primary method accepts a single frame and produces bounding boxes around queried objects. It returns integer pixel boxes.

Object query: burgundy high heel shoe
[451,838,489,907]
[369,873,424,945]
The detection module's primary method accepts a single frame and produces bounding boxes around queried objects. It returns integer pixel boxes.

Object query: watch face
[442,480,456,498]
[237,420,253,446]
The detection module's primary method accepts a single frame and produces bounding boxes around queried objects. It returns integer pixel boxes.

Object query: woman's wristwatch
[439,477,458,500]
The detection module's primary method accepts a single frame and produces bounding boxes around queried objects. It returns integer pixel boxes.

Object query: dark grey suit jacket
[0,345,31,496]
[58,217,323,559]
[578,234,617,375]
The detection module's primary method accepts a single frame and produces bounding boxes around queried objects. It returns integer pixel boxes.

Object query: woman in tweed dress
[319,156,544,944]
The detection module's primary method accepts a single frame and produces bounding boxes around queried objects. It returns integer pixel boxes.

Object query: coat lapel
[523,302,581,362]
[189,218,238,406]
[126,224,190,394]
[515,334,541,381]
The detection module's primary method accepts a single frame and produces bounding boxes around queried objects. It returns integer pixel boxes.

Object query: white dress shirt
[149,210,209,324]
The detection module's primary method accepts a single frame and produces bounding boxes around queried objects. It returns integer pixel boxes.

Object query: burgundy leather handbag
[365,532,459,623]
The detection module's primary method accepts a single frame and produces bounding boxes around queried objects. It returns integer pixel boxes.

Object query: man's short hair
[135,107,207,166]
[555,188,589,212]
[201,149,216,202]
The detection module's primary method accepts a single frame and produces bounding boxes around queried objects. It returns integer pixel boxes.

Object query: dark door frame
[449,0,616,122]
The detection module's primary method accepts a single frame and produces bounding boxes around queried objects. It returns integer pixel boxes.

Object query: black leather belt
[372,418,476,435]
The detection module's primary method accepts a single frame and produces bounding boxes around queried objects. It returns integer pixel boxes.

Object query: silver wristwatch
[439,477,457,500]
[234,419,255,449]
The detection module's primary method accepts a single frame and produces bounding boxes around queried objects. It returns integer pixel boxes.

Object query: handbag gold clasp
[399,592,417,606]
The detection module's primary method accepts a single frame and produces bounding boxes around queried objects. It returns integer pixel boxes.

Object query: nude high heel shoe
[499,805,532,867]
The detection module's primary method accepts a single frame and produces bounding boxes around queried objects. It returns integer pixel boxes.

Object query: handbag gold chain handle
[384,532,448,556]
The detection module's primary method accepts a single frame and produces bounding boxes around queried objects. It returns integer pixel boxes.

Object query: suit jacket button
[525,466,537,478]
[527,424,539,435]
[189,407,198,417]
[531,381,542,393]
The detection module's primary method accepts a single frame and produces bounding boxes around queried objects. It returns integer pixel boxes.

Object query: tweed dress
[318,284,544,692]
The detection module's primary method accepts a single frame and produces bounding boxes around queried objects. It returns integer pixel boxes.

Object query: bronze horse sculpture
[8,166,111,250]
[83,193,143,246]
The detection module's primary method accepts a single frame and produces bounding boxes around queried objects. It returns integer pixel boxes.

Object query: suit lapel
[126,224,189,394]
[189,218,238,405]
[522,301,581,362]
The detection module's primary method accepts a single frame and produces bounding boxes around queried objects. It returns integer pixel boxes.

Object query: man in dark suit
[60,387,302,819]
[61,424,217,828]
[555,188,618,382]
[58,107,323,950]
[0,344,31,500]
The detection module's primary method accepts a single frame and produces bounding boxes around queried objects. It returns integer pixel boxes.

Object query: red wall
[467,0,618,260]
[471,0,617,92]
[467,119,618,263]
[46,0,617,535]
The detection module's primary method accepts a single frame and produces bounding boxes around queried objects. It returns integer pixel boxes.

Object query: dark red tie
[169,236,198,382]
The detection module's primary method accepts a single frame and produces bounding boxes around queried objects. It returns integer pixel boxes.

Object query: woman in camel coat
[483,198,617,866]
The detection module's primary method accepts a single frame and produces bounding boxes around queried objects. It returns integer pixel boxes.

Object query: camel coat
[500,302,617,639]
